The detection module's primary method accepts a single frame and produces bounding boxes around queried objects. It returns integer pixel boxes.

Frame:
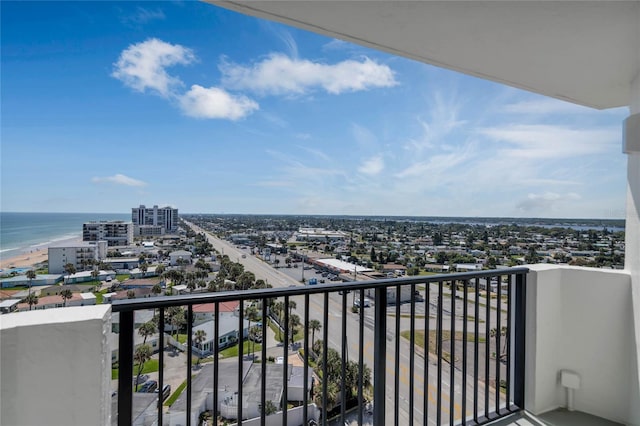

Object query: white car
[275,356,284,364]
[354,298,371,308]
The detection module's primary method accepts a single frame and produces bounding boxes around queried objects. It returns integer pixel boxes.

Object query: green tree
[134,344,152,391]
[91,268,100,289]
[244,304,259,355]
[138,321,157,346]
[60,289,73,307]
[63,263,76,284]
[24,293,38,311]
[151,283,162,296]
[308,319,321,350]
[194,329,207,366]
[26,270,36,310]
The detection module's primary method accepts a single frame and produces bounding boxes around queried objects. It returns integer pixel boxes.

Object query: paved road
[185,221,500,425]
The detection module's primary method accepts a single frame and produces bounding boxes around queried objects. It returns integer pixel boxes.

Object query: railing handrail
[111,267,529,312]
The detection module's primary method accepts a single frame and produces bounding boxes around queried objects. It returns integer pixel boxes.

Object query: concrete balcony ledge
[0,305,112,426]
[525,265,638,426]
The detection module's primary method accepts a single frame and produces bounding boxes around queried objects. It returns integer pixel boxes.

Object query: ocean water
[0,212,130,259]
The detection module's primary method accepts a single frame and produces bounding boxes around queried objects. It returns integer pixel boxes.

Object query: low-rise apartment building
[48,241,107,274]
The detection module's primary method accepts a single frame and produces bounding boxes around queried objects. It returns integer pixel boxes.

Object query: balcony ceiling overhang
[209,0,640,110]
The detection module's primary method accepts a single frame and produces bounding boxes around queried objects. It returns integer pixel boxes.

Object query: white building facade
[48,241,107,274]
[82,221,133,247]
[131,205,178,236]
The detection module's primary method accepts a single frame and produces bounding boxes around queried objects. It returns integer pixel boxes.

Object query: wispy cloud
[516,192,581,213]
[92,174,147,187]
[220,53,397,96]
[479,124,619,159]
[179,85,258,120]
[120,7,165,27]
[358,155,385,175]
[503,98,595,115]
[112,38,195,97]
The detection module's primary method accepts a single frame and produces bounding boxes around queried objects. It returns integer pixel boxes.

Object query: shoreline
[0,236,83,271]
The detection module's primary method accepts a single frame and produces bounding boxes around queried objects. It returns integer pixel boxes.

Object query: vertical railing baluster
[187,305,193,426]
[436,281,443,425]
[373,287,387,426]
[423,281,430,426]
[496,275,502,415]
[341,291,347,423]
[261,298,267,426]
[506,274,513,411]
[322,292,329,426]
[408,284,416,425]
[450,280,456,425]
[237,301,244,425]
[283,296,289,426]
[394,285,401,426]
[303,293,309,426]
[358,288,365,426]
[158,307,165,425]
[462,280,468,425]
[213,303,219,424]
[485,278,491,420]
[474,277,480,423]
[514,272,526,409]
[117,310,134,426]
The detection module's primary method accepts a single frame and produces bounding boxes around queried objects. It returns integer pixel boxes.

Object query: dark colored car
[138,380,157,393]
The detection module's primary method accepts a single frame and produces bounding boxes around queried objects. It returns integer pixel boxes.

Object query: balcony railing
[113,268,527,426]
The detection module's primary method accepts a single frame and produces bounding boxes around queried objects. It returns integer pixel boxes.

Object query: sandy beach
[0,236,83,271]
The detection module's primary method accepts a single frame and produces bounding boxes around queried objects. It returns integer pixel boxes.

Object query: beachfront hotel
[1,3,639,426]
[132,205,179,236]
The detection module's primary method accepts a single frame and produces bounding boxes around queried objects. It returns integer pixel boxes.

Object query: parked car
[138,380,157,393]
[354,298,371,308]
[133,374,148,385]
[155,384,171,401]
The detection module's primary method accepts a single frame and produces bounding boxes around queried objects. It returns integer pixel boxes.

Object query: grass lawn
[164,379,187,406]
[116,274,130,282]
[176,334,187,344]
[268,318,303,343]
[94,292,103,304]
[112,359,159,379]
[400,329,486,363]
[418,271,440,276]
[220,341,263,358]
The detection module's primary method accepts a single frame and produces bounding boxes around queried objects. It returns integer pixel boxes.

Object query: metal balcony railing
[113,268,527,426]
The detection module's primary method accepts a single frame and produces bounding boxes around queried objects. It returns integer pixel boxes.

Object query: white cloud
[503,98,594,115]
[92,174,147,187]
[178,85,258,120]
[516,192,581,213]
[112,38,195,97]
[358,155,384,175]
[220,53,397,95]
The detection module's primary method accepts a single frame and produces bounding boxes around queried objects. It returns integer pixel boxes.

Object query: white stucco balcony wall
[525,265,637,425]
[0,305,112,426]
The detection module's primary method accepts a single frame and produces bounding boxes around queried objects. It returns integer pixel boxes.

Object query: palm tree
[308,319,321,350]
[134,344,152,391]
[155,264,165,277]
[24,293,38,311]
[288,300,297,322]
[26,270,36,311]
[194,329,207,366]
[63,263,76,284]
[91,269,100,289]
[139,262,148,278]
[288,313,301,347]
[151,283,162,297]
[60,289,73,307]
[272,301,284,339]
[245,304,259,355]
[127,290,136,299]
[138,321,157,345]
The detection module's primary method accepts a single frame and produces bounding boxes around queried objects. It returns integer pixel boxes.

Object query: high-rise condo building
[131,205,179,236]
[82,221,134,247]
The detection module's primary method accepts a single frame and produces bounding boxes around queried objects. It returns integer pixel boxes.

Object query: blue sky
[1,1,629,218]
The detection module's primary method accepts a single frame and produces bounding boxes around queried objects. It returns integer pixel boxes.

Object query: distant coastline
[0,212,130,260]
